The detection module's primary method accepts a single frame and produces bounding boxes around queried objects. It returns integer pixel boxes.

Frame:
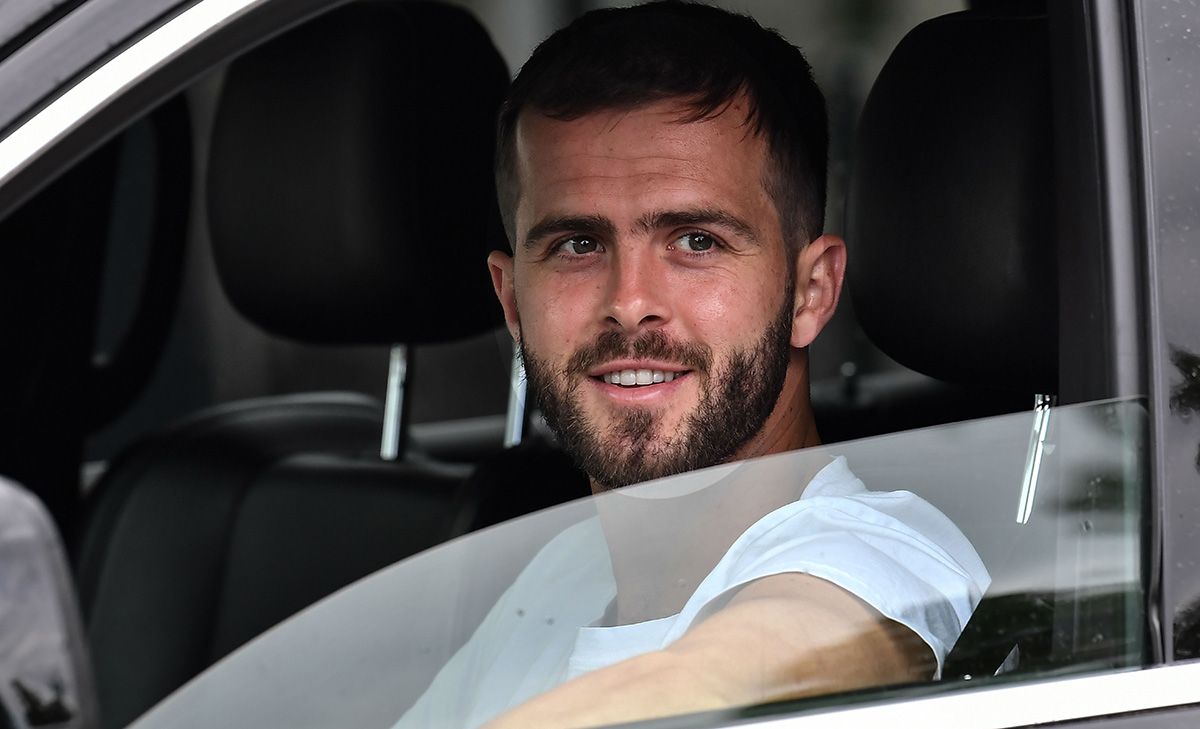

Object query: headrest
[208,1,509,345]
[845,9,1057,393]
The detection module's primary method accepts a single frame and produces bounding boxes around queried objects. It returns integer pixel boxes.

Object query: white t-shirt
[396,456,990,729]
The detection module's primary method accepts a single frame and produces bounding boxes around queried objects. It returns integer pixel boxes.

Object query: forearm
[484,575,935,729]
[482,648,739,729]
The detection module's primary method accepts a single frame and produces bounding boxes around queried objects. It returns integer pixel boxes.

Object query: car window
[124,399,1148,729]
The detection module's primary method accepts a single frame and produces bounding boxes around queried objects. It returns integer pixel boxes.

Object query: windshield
[127,399,1147,729]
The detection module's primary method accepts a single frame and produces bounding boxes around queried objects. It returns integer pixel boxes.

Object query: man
[398,3,988,727]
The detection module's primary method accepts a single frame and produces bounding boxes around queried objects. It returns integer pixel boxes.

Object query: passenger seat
[74,3,510,727]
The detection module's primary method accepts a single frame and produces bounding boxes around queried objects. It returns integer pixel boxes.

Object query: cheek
[515,273,599,351]
[675,271,781,342]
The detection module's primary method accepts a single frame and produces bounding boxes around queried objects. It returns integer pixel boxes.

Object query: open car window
[126,399,1147,729]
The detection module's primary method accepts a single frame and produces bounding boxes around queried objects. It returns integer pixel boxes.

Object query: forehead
[515,97,761,166]
[512,98,773,232]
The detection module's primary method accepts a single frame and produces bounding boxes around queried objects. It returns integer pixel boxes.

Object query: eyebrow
[521,207,760,251]
[523,214,617,250]
[635,208,760,244]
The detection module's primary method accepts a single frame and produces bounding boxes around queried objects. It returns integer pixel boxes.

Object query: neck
[595,349,825,625]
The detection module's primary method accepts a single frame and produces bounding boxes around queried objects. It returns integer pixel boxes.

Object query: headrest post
[503,349,527,448]
[1016,393,1056,524]
[380,344,409,461]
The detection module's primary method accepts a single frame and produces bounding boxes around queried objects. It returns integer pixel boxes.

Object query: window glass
[127,401,1147,729]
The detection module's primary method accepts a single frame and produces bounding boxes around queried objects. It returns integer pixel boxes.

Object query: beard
[519,286,795,491]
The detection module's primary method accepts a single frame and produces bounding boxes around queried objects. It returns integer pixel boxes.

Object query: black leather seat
[75,3,509,727]
[844,6,1057,678]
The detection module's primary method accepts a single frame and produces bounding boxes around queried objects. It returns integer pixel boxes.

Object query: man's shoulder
[677,456,991,674]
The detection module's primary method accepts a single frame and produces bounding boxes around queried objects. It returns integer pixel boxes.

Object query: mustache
[564,330,713,377]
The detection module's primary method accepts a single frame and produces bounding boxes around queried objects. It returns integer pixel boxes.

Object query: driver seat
[845,5,1057,679]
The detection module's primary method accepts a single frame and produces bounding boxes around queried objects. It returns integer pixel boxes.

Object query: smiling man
[396,3,988,728]
[490,9,835,494]
[495,96,825,492]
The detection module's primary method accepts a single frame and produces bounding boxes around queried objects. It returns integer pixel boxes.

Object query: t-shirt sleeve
[667,490,990,679]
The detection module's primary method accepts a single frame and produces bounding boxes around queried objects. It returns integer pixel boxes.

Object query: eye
[556,236,601,255]
[675,232,718,253]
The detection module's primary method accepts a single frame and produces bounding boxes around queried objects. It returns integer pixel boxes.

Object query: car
[0,0,1197,727]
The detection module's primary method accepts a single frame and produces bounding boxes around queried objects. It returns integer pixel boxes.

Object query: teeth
[603,369,681,387]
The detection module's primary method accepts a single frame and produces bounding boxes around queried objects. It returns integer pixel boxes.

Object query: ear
[488,250,521,341]
[791,234,846,348]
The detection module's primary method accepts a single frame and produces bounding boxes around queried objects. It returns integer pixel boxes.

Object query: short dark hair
[495,1,828,253]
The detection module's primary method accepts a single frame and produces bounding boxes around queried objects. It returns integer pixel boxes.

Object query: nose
[603,248,669,332]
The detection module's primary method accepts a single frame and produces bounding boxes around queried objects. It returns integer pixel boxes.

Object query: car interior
[0,0,1140,727]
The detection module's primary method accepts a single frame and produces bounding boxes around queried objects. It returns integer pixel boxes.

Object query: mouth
[589,364,692,389]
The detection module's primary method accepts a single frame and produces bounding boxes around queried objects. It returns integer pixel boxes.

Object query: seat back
[77,395,456,728]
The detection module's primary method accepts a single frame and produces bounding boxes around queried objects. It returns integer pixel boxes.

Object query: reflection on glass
[129,400,1146,729]
[1168,345,1200,659]
[1169,345,1200,470]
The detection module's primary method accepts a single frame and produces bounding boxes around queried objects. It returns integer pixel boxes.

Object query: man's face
[491,98,809,490]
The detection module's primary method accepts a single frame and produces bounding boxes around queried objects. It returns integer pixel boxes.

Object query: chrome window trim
[0,0,266,187]
[745,663,1200,728]
[0,0,185,137]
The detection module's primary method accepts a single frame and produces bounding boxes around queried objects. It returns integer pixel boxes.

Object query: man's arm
[483,572,936,729]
